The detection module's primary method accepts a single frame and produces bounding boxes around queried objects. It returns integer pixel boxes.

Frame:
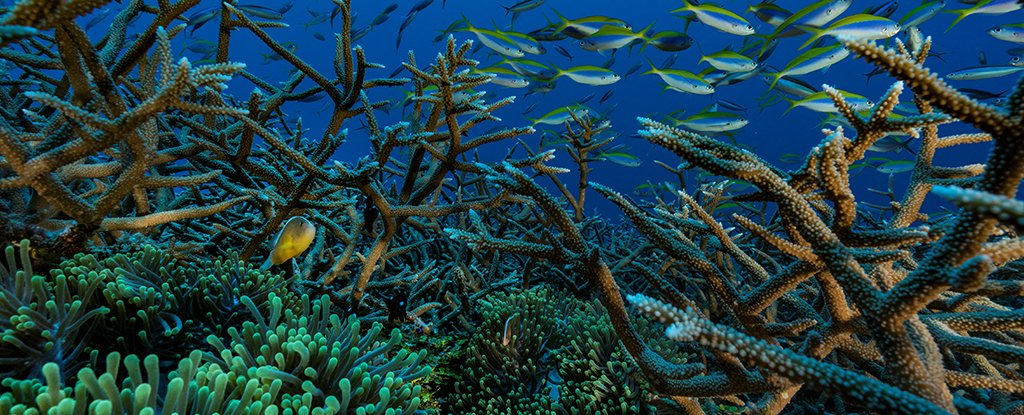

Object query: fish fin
[766,73,782,91]
[551,9,570,33]
[944,8,975,32]
[670,0,692,13]
[260,256,273,271]
[794,25,825,49]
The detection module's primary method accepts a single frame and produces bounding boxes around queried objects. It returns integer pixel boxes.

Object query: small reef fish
[989,23,1024,43]
[236,4,286,20]
[764,76,819,98]
[502,58,558,80]
[800,0,853,26]
[476,66,531,88]
[749,2,804,38]
[868,136,917,154]
[503,0,544,15]
[672,0,756,36]
[186,8,219,34]
[946,0,1021,31]
[676,111,749,133]
[946,65,1024,80]
[529,105,590,125]
[899,0,946,28]
[798,14,901,49]
[553,65,620,86]
[647,31,694,51]
[699,49,758,72]
[459,20,525,57]
[260,216,317,271]
[866,1,900,18]
[579,24,651,52]
[643,60,715,95]
[552,11,632,38]
[765,44,849,89]
[784,90,874,114]
[767,0,849,39]
[501,30,546,55]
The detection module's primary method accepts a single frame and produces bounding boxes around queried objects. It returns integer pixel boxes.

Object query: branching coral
[2,0,1023,414]
[442,31,1024,415]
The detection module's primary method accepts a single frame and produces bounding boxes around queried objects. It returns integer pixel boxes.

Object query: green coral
[0,293,431,415]
[206,293,431,414]
[446,287,681,414]
[2,240,431,415]
[50,244,299,364]
[0,240,108,380]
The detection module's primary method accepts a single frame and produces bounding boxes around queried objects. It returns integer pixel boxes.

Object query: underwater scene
[3,0,1024,413]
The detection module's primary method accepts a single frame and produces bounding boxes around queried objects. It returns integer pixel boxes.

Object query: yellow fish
[260,216,316,270]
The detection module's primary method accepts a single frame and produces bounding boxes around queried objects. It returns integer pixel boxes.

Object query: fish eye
[994,27,1002,32]
[826,9,833,15]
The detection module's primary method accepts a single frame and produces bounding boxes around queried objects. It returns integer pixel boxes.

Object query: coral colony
[0,0,1023,414]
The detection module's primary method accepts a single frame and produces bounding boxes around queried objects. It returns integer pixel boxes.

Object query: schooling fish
[642,59,715,94]
[529,105,590,125]
[946,65,1024,80]
[798,14,900,49]
[578,24,651,52]
[800,0,852,26]
[989,23,1024,43]
[459,20,525,57]
[946,0,1020,31]
[647,31,694,51]
[699,49,757,72]
[260,216,316,271]
[866,1,899,18]
[553,65,620,86]
[503,0,544,15]
[676,111,749,133]
[784,90,873,114]
[672,0,755,36]
[899,0,945,28]
[766,43,849,89]
[552,11,632,38]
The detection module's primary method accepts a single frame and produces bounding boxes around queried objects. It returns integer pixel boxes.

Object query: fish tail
[259,256,273,271]
[780,96,797,116]
[766,73,781,91]
[640,56,657,75]
[551,9,570,33]
[794,25,824,49]
[944,8,974,32]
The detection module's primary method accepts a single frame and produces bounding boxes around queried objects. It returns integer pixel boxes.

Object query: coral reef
[0,0,1022,414]
[446,287,680,414]
[1,241,430,415]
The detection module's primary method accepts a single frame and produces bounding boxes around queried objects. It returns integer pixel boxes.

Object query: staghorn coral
[2,0,1024,414]
[441,31,1024,415]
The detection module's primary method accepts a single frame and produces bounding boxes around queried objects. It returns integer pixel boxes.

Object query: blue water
[141,0,1020,216]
